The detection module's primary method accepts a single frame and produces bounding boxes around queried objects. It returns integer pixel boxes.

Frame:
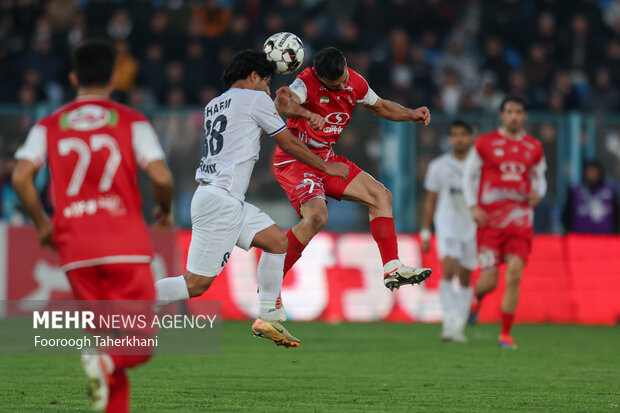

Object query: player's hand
[324,162,349,181]
[411,106,431,126]
[471,205,488,226]
[152,206,174,231]
[528,190,543,207]
[38,220,56,251]
[307,112,325,131]
[275,86,292,109]
[421,239,431,252]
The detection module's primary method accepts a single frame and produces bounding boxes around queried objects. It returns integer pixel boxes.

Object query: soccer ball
[263,32,305,75]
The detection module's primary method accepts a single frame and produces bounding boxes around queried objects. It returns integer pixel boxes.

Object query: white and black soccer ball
[263,32,305,75]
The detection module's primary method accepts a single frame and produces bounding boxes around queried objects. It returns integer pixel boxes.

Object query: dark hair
[449,120,472,135]
[500,95,529,112]
[221,49,276,86]
[313,47,346,80]
[72,39,117,87]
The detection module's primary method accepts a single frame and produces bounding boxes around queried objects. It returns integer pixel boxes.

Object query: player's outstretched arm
[12,159,54,249]
[144,160,174,229]
[420,191,438,252]
[274,86,325,131]
[364,98,431,125]
[272,128,349,181]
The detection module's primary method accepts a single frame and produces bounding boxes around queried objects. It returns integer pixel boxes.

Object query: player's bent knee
[305,209,329,231]
[371,186,392,211]
[184,272,215,297]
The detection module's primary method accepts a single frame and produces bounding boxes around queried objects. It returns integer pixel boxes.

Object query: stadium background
[0,0,618,325]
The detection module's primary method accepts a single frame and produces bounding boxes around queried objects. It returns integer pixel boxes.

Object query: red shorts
[66,262,155,301]
[273,154,362,216]
[477,226,533,271]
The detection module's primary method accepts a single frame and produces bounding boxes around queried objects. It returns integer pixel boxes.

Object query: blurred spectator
[473,71,505,112]
[436,68,462,115]
[586,68,619,113]
[193,0,231,38]
[522,43,553,90]
[533,12,561,62]
[113,40,139,97]
[563,160,620,234]
[410,0,455,38]
[561,13,600,74]
[551,70,582,110]
[481,37,511,89]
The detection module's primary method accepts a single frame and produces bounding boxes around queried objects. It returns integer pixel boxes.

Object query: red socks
[106,370,129,413]
[369,217,399,265]
[501,312,515,336]
[283,229,307,277]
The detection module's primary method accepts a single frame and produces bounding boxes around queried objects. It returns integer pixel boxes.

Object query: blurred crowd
[2,0,620,233]
[4,0,620,112]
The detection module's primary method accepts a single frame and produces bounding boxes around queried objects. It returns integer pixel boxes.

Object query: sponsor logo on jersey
[325,112,350,125]
[499,162,526,181]
[61,105,118,131]
[320,96,329,103]
[322,125,344,134]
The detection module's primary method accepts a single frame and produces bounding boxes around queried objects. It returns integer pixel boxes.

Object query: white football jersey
[195,88,286,201]
[424,152,477,241]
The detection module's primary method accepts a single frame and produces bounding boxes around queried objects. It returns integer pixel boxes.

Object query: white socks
[257,252,286,321]
[439,279,456,321]
[383,259,402,274]
[155,275,190,306]
[455,285,473,322]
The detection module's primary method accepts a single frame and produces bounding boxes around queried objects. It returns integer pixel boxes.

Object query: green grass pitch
[0,322,618,412]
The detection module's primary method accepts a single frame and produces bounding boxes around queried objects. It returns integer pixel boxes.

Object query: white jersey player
[421,120,476,342]
[155,50,349,348]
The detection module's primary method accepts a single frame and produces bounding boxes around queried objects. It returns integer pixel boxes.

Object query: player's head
[499,95,528,134]
[448,120,474,155]
[221,49,276,94]
[70,39,117,89]
[313,47,348,91]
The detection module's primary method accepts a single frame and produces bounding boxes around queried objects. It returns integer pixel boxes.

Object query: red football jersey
[469,130,546,229]
[16,97,165,270]
[274,67,378,162]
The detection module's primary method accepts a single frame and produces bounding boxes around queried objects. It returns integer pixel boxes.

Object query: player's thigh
[504,228,533,268]
[273,160,327,216]
[460,238,479,271]
[339,172,387,208]
[236,202,284,254]
[477,227,502,272]
[98,263,156,301]
[324,156,364,202]
[66,266,102,300]
[437,236,462,278]
[186,186,244,277]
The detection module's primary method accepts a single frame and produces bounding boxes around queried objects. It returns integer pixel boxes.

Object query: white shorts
[186,185,275,277]
[436,235,478,270]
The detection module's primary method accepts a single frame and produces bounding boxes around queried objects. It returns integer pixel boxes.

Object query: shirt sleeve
[251,92,287,136]
[289,78,308,104]
[131,121,166,169]
[15,124,47,168]
[357,86,379,106]
[424,160,441,192]
[530,156,548,196]
[463,147,483,207]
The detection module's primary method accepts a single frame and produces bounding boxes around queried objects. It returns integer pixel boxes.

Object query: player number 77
[58,134,121,196]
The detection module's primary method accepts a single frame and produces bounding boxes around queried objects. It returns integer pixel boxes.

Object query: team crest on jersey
[60,105,118,131]
[320,96,329,103]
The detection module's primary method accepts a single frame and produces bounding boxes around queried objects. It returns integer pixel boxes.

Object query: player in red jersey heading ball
[273,47,432,294]
[463,96,547,350]
[13,40,174,411]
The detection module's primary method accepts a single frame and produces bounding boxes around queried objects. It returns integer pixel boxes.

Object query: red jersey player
[462,96,547,350]
[274,47,432,294]
[12,40,173,411]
